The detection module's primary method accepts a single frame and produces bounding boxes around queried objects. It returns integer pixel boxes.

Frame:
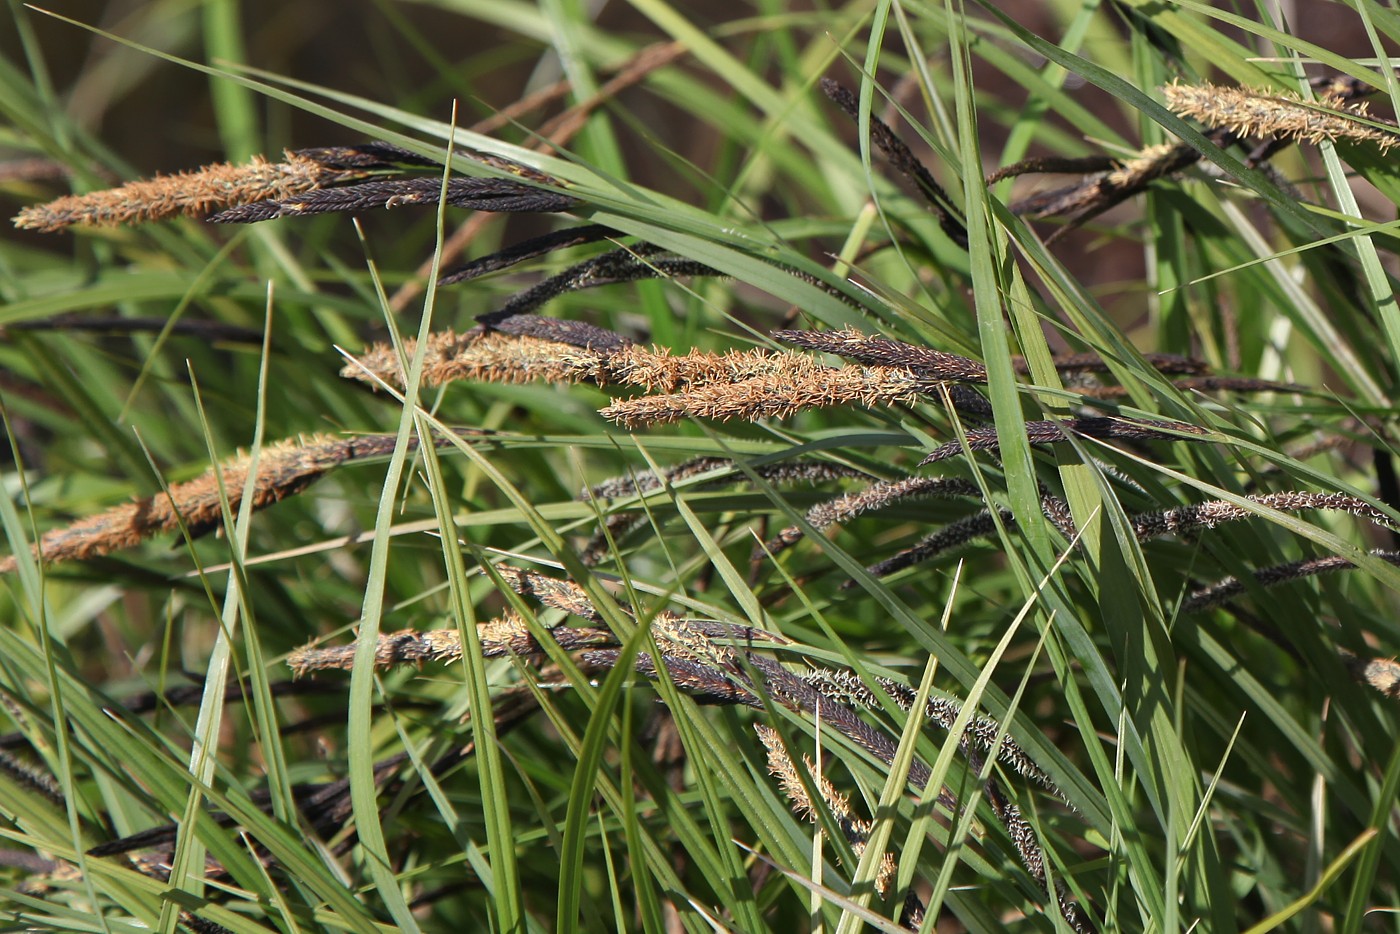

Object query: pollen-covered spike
[0,433,407,573]
[343,329,607,389]
[754,725,898,896]
[345,328,883,398]
[1163,79,1400,151]
[12,152,363,232]
[600,365,948,427]
[490,565,619,621]
[1342,653,1400,700]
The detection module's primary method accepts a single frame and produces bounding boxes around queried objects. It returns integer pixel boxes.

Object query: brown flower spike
[344,328,971,427]
[12,152,365,232]
[1163,80,1400,152]
[0,433,445,573]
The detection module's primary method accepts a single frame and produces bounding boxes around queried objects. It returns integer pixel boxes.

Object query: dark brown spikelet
[858,509,1008,581]
[1080,376,1306,400]
[585,456,870,501]
[740,653,939,796]
[582,649,758,706]
[437,223,619,285]
[289,142,443,170]
[771,668,1090,931]
[1009,141,1203,241]
[919,417,1209,466]
[1032,352,1210,377]
[772,328,989,382]
[1182,549,1400,614]
[0,750,64,806]
[585,455,738,500]
[475,243,862,322]
[584,457,871,565]
[820,78,968,249]
[12,151,364,232]
[0,158,71,185]
[209,176,579,223]
[0,433,406,573]
[801,668,1064,799]
[1132,491,1398,540]
[479,314,634,352]
[476,245,720,322]
[1,314,264,344]
[760,476,984,556]
[987,154,1122,183]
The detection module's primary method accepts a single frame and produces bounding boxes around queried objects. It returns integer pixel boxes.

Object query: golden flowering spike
[599,364,945,427]
[12,152,364,232]
[344,329,609,389]
[346,326,846,394]
[1163,80,1400,151]
[0,433,405,573]
[755,725,899,897]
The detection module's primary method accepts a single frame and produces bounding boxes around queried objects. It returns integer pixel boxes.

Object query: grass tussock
[4,5,1400,932]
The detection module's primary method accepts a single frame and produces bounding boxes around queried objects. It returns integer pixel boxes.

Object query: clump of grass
[5,5,1400,932]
